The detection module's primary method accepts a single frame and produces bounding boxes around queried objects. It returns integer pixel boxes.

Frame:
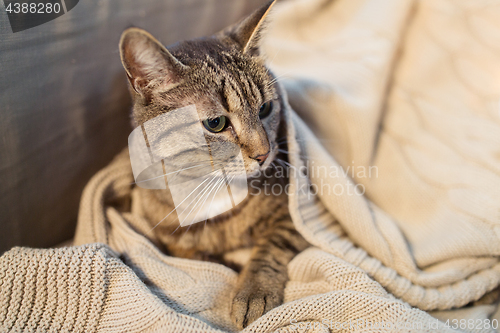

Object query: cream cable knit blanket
[2,0,500,331]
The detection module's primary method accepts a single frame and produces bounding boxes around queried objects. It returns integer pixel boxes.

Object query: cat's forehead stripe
[224,78,244,111]
[200,49,267,113]
[248,73,262,105]
[203,54,244,110]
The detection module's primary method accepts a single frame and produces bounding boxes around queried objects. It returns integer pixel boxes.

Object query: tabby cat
[119,0,309,328]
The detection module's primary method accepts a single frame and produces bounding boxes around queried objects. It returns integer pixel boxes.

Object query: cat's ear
[230,0,275,56]
[119,27,187,101]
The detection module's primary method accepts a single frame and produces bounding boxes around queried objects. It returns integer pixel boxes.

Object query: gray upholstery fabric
[0,0,267,253]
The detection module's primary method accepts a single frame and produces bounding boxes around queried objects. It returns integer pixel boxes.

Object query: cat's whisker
[177,171,223,229]
[178,170,235,230]
[192,175,227,232]
[276,158,299,172]
[170,223,182,236]
[275,158,301,173]
[266,71,291,88]
[274,158,287,168]
[277,148,308,159]
[182,221,194,237]
[205,174,232,227]
[268,73,286,85]
[274,159,291,176]
[171,175,221,236]
[201,174,232,233]
[149,207,177,232]
[202,176,227,234]
[150,174,216,231]
[266,78,280,88]
[277,141,289,147]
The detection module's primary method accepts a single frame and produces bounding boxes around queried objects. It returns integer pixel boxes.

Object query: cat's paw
[230,280,283,329]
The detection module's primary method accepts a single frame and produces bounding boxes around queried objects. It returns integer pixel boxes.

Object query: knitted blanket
[2,0,500,331]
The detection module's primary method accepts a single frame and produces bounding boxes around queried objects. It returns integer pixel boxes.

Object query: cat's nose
[252,151,270,165]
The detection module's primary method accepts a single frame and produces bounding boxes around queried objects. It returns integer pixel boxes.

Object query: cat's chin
[245,170,261,179]
[244,164,273,180]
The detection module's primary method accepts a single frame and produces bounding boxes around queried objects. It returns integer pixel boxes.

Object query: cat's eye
[259,101,273,119]
[202,116,227,133]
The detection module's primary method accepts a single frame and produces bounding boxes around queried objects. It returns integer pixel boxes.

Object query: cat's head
[119,1,282,178]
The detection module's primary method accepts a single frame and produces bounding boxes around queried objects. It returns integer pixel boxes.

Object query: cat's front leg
[230,219,309,329]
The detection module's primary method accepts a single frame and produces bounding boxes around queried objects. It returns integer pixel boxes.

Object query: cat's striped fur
[119,1,309,328]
